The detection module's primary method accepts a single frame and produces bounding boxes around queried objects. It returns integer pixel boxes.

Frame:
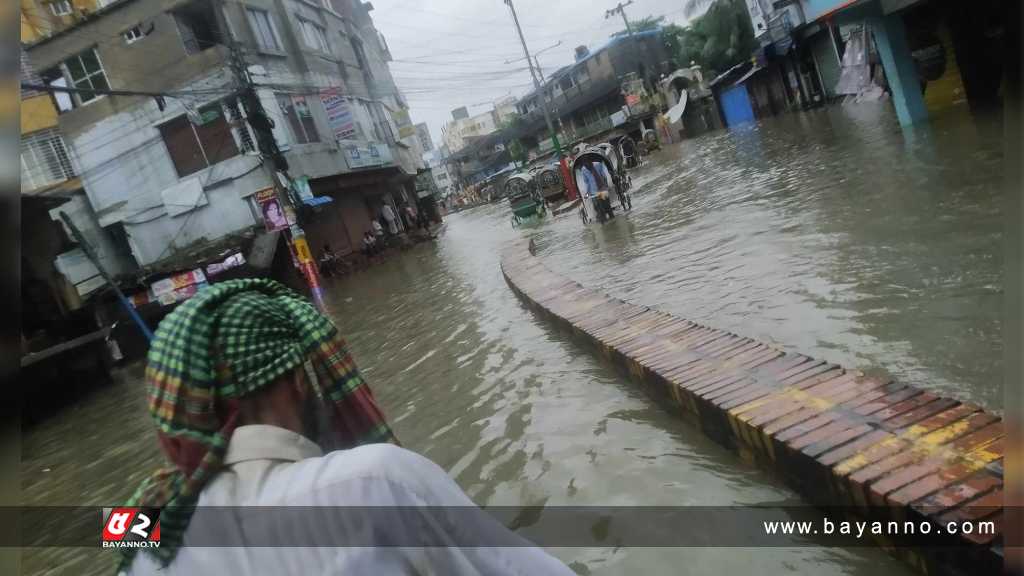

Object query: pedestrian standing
[403,204,418,232]
[371,219,384,244]
[381,203,398,235]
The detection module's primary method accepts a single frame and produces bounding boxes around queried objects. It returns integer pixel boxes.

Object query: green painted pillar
[869,11,929,126]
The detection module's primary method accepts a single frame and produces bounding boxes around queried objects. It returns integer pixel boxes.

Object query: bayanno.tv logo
[101,507,161,549]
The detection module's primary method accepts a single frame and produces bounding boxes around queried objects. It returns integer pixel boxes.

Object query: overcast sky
[369,0,700,148]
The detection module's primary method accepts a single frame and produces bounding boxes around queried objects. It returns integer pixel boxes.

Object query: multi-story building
[421,147,454,198]
[510,30,670,154]
[20,0,107,43]
[492,95,518,126]
[414,122,433,152]
[23,0,424,284]
[441,105,500,154]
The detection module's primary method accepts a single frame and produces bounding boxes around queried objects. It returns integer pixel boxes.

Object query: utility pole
[502,0,577,200]
[59,212,154,342]
[215,2,326,311]
[605,0,635,36]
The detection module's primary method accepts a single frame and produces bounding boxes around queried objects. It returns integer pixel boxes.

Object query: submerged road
[21,103,1001,575]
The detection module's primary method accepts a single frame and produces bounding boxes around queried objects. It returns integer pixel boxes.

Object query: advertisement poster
[255,188,288,232]
[319,87,357,141]
[392,107,415,139]
[150,269,206,298]
[346,143,386,169]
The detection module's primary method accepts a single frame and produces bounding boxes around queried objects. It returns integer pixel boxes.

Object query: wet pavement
[21,102,1002,575]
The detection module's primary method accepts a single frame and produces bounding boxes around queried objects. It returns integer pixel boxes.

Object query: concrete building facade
[24,0,424,277]
[510,30,670,154]
[442,106,499,154]
[414,121,433,152]
[743,0,1006,126]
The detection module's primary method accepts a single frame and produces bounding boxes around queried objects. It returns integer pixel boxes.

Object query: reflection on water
[537,103,1003,412]
[20,102,1000,576]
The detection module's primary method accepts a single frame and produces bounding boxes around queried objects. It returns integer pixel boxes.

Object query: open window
[42,48,109,111]
[275,94,320,144]
[174,2,223,56]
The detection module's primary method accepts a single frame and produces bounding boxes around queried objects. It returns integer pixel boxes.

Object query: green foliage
[661,0,758,76]
[611,15,667,37]
[507,139,527,165]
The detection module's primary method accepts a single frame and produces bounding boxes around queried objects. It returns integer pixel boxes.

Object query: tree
[611,15,666,38]
[507,139,527,166]
[661,0,758,76]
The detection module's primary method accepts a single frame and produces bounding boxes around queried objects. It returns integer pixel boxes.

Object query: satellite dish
[666,90,688,124]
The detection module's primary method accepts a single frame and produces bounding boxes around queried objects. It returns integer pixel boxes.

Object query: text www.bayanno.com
[763,518,995,540]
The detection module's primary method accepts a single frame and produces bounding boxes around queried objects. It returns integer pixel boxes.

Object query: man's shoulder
[289,443,470,507]
[301,444,442,487]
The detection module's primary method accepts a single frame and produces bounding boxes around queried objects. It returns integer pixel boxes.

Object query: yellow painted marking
[835,420,996,477]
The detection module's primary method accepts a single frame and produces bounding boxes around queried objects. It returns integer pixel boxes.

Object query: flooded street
[22,104,1002,576]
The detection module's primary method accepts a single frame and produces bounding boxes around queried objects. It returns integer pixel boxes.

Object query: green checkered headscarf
[118,279,395,571]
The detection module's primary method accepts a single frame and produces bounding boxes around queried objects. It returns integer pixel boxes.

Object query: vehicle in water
[506,173,546,227]
[572,146,632,225]
[530,161,568,203]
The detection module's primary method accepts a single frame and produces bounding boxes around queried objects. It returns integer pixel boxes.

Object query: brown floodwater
[22,102,1002,576]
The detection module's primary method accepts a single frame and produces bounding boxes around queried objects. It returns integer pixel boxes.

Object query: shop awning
[302,196,334,207]
[733,65,766,87]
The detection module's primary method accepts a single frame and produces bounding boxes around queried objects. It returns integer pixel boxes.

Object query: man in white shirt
[120,279,574,576]
[381,202,399,235]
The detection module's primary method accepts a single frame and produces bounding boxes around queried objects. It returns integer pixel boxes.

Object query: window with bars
[21,129,75,192]
[275,94,320,144]
[46,0,72,16]
[223,98,256,153]
[158,102,241,178]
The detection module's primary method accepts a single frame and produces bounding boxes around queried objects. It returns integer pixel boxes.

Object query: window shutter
[159,115,206,177]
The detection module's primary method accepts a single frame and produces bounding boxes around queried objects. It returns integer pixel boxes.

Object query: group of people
[320,201,435,272]
[378,201,431,237]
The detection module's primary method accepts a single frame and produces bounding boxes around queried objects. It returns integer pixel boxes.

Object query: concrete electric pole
[605,0,635,36]
[215,1,326,311]
[502,0,577,200]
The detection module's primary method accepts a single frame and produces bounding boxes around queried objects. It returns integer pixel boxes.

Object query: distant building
[422,148,454,198]
[493,95,519,126]
[442,106,499,154]
[415,122,433,152]
[510,30,670,154]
